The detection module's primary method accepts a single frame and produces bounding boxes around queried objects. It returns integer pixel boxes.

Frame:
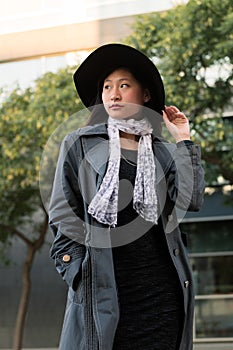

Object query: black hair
[86,66,162,136]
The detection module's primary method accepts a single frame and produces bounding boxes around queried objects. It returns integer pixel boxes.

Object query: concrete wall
[0,233,67,348]
[0,15,135,63]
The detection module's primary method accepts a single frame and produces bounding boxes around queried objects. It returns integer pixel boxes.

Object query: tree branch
[0,224,32,246]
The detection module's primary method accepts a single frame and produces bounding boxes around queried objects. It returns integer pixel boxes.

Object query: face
[101,68,151,119]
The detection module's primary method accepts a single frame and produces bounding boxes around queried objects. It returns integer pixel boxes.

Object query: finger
[162,111,172,125]
[174,112,188,121]
[165,107,187,122]
[162,110,172,120]
[165,106,177,115]
[165,105,180,114]
[164,108,177,122]
[162,110,168,121]
[173,112,186,118]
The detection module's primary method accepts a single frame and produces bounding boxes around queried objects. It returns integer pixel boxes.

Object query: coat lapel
[81,123,109,177]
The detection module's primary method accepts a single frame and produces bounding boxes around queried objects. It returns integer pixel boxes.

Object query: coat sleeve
[49,133,86,290]
[166,140,205,212]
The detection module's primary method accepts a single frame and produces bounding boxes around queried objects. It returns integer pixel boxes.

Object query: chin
[109,111,143,120]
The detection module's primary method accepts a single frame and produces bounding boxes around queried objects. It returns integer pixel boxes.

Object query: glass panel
[195,298,233,338]
[190,256,233,295]
[0,55,68,90]
[181,220,233,253]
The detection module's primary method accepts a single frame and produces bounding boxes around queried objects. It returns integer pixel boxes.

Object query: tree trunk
[12,244,34,350]
[12,212,48,350]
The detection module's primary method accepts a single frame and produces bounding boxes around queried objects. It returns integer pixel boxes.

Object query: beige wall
[0,15,135,63]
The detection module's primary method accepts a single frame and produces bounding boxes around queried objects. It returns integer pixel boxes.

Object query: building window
[195,296,233,339]
[181,219,233,341]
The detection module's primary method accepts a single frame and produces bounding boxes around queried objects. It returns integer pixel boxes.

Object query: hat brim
[73,43,165,115]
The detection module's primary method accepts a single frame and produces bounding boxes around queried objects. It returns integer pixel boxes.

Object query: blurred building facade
[0,0,232,348]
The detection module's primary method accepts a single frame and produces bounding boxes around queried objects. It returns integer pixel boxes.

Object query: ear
[144,89,151,103]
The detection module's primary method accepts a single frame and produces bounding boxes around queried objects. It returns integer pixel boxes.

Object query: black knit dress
[112,149,184,350]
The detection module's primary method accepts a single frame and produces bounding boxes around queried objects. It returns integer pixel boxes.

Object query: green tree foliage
[0,66,84,349]
[125,0,233,185]
[0,67,84,230]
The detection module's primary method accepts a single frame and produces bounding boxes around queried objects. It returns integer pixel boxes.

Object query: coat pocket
[68,281,84,304]
[55,243,86,290]
[59,287,85,350]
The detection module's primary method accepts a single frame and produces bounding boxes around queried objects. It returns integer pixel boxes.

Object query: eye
[103,83,111,90]
[121,83,129,88]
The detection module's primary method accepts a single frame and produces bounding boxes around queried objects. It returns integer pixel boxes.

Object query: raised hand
[162,105,191,143]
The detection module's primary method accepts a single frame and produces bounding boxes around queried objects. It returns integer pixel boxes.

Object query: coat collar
[78,123,108,137]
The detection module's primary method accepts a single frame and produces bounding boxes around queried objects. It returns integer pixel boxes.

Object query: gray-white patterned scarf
[88,116,158,227]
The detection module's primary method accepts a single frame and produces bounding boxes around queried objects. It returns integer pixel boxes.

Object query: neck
[119,131,139,150]
[119,131,140,142]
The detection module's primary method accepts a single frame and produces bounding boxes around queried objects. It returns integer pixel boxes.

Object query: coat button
[62,254,71,263]
[184,280,189,288]
[173,248,180,256]
[168,214,173,222]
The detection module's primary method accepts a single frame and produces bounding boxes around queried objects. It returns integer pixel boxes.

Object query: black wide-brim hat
[73,43,165,115]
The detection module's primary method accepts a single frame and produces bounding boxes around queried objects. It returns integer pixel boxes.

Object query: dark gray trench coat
[49,123,205,350]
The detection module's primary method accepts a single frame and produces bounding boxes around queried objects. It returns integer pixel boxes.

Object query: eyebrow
[104,77,131,83]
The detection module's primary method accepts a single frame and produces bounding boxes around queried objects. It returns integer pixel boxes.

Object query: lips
[109,104,124,109]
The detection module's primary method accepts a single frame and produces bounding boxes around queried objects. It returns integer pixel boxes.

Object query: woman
[49,43,205,350]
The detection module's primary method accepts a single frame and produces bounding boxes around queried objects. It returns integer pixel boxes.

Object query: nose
[110,87,121,101]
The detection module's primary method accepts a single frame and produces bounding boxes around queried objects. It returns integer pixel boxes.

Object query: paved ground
[194,344,233,349]
[3,345,233,350]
